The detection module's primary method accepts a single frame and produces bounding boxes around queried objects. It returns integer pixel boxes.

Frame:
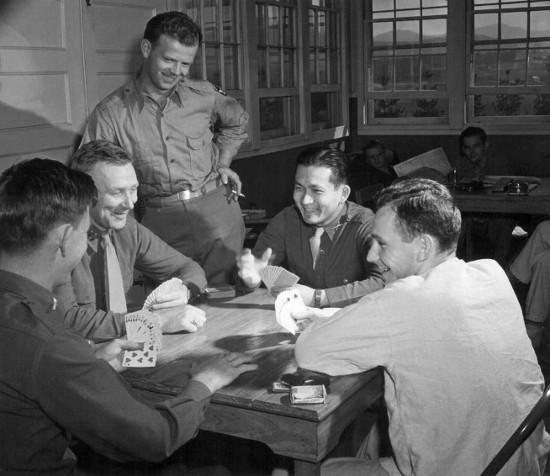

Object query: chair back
[480,383,550,475]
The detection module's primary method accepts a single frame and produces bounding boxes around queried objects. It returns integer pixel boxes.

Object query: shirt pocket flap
[187,129,213,150]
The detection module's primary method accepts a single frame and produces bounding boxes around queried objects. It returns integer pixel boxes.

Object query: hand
[291,306,339,332]
[148,283,190,311]
[236,248,272,288]
[293,283,315,307]
[217,166,242,201]
[153,304,206,334]
[190,352,258,393]
[94,339,143,373]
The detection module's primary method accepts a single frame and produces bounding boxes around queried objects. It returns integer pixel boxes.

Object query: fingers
[120,340,144,351]
[261,247,273,264]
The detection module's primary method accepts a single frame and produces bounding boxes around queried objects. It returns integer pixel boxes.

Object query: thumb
[121,340,144,351]
[261,247,273,264]
[291,308,313,320]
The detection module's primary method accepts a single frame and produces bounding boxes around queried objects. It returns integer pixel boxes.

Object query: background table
[452,177,550,261]
[159,289,383,476]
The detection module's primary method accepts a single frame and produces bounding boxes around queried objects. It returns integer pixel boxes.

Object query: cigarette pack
[271,381,291,393]
[290,385,326,404]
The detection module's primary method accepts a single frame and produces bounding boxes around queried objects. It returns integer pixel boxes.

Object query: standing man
[55,140,208,341]
[236,147,385,308]
[0,158,257,474]
[81,11,249,284]
[295,179,549,475]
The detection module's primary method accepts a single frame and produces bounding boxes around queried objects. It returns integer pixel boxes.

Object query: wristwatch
[314,289,323,308]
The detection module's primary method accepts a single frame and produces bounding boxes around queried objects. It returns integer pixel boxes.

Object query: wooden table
[158,289,383,476]
[452,177,550,260]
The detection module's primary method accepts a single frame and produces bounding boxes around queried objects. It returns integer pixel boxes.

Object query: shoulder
[182,78,226,95]
[95,80,134,110]
[345,201,375,223]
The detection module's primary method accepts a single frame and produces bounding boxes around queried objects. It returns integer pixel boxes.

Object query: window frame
[357,0,550,136]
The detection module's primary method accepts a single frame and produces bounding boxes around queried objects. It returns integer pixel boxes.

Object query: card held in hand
[258,265,299,291]
[275,289,306,334]
[122,310,162,368]
[143,277,183,309]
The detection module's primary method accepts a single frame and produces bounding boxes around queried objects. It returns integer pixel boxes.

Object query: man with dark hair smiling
[295,178,549,475]
[236,146,384,307]
[0,158,256,475]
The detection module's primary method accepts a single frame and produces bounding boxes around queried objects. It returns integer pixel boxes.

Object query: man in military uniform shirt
[81,11,249,285]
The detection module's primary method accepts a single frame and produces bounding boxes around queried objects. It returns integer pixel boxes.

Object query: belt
[145,180,220,208]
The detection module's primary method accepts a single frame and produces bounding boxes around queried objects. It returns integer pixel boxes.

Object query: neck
[0,252,57,292]
[322,201,346,229]
[418,250,456,275]
[137,73,171,105]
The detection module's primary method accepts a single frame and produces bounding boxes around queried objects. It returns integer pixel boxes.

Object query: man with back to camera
[294,178,550,475]
[55,140,208,342]
[236,147,385,308]
[0,158,257,475]
[81,11,249,285]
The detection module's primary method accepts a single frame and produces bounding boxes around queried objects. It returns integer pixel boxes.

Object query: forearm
[324,275,385,307]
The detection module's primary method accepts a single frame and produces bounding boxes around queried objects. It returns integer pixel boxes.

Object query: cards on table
[122,311,162,368]
[143,277,183,309]
[274,289,306,334]
[259,266,299,291]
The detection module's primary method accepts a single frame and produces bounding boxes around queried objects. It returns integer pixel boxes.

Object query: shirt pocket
[186,128,214,179]
[131,141,157,186]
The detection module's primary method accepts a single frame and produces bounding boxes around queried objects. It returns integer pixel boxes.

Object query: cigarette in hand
[231,189,246,198]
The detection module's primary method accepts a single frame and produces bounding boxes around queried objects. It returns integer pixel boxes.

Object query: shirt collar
[0,270,60,315]
[312,202,349,241]
[131,69,184,111]
[87,218,110,252]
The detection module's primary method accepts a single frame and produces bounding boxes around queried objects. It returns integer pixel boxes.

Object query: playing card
[258,266,299,290]
[123,310,162,368]
[143,277,183,309]
[274,289,306,334]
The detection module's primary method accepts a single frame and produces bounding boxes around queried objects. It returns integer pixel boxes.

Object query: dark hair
[295,147,349,187]
[364,139,386,153]
[376,178,462,253]
[144,11,202,46]
[0,158,97,252]
[459,126,487,148]
[71,140,132,174]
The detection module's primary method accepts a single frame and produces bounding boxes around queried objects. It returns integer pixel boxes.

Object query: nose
[301,192,314,206]
[366,241,379,263]
[122,190,136,209]
[171,63,182,76]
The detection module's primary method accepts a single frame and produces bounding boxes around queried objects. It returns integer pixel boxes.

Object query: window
[359,0,550,134]
[176,0,348,155]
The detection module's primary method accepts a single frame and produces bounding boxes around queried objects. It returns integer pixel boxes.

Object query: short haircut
[295,147,349,187]
[144,11,202,46]
[460,126,487,148]
[71,140,132,174]
[364,139,386,153]
[0,158,97,253]
[376,178,462,253]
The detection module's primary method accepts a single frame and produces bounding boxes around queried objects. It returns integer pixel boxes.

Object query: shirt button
[343,279,349,284]
[170,159,175,163]
[165,136,170,141]
[320,250,325,254]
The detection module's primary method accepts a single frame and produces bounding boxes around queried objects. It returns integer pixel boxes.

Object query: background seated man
[509,220,550,350]
[236,147,385,308]
[453,126,519,267]
[348,139,398,206]
[55,140,208,341]
[0,158,257,474]
[295,178,550,475]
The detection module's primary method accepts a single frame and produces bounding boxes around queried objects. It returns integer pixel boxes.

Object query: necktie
[102,233,127,313]
[309,226,324,270]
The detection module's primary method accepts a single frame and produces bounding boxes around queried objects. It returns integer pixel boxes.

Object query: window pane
[395,55,419,90]
[267,5,281,45]
[222,0,236,43]
[470,93,550,116]
[372,22,394,49]
[473,50,498,86]
[499,49,527,85]
[206,45,221,85]
[309,9,316,45]
[531,10,550,38]
[310,49,316,82]
[372,57,394,91]
[283,48,295,86]
[311,92,341,130]
[204,0,218,41]
[396,20,420,46]
[421,54,446,90]
[423,18,446,44]
[260,96,298,140]
[283,7,294,46]
[258,47,267,87]
[317,10,327,47]
[224,45,239,89]
[257,4,266,45]
[329,48,339,83]
[269,47,281,87]
[373,98,448,118]
[474,13,498,42]
[528,48,550,85]
[501,12,527,40]
[318,49,327,83]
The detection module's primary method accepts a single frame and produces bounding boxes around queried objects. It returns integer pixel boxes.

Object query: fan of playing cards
[122,311,162,368]
[122,277,183,367]
[258,265,299,291]
[143,277,183,309]
[275,289,307,335]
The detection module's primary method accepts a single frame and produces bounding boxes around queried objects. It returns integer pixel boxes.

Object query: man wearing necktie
[236,147,386,308]
[55,140,208,341]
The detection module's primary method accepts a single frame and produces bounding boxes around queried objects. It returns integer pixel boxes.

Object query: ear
[141,39,152,59]
[416,234,434,262]
[340,184,351,202]
[59,224,73,258]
